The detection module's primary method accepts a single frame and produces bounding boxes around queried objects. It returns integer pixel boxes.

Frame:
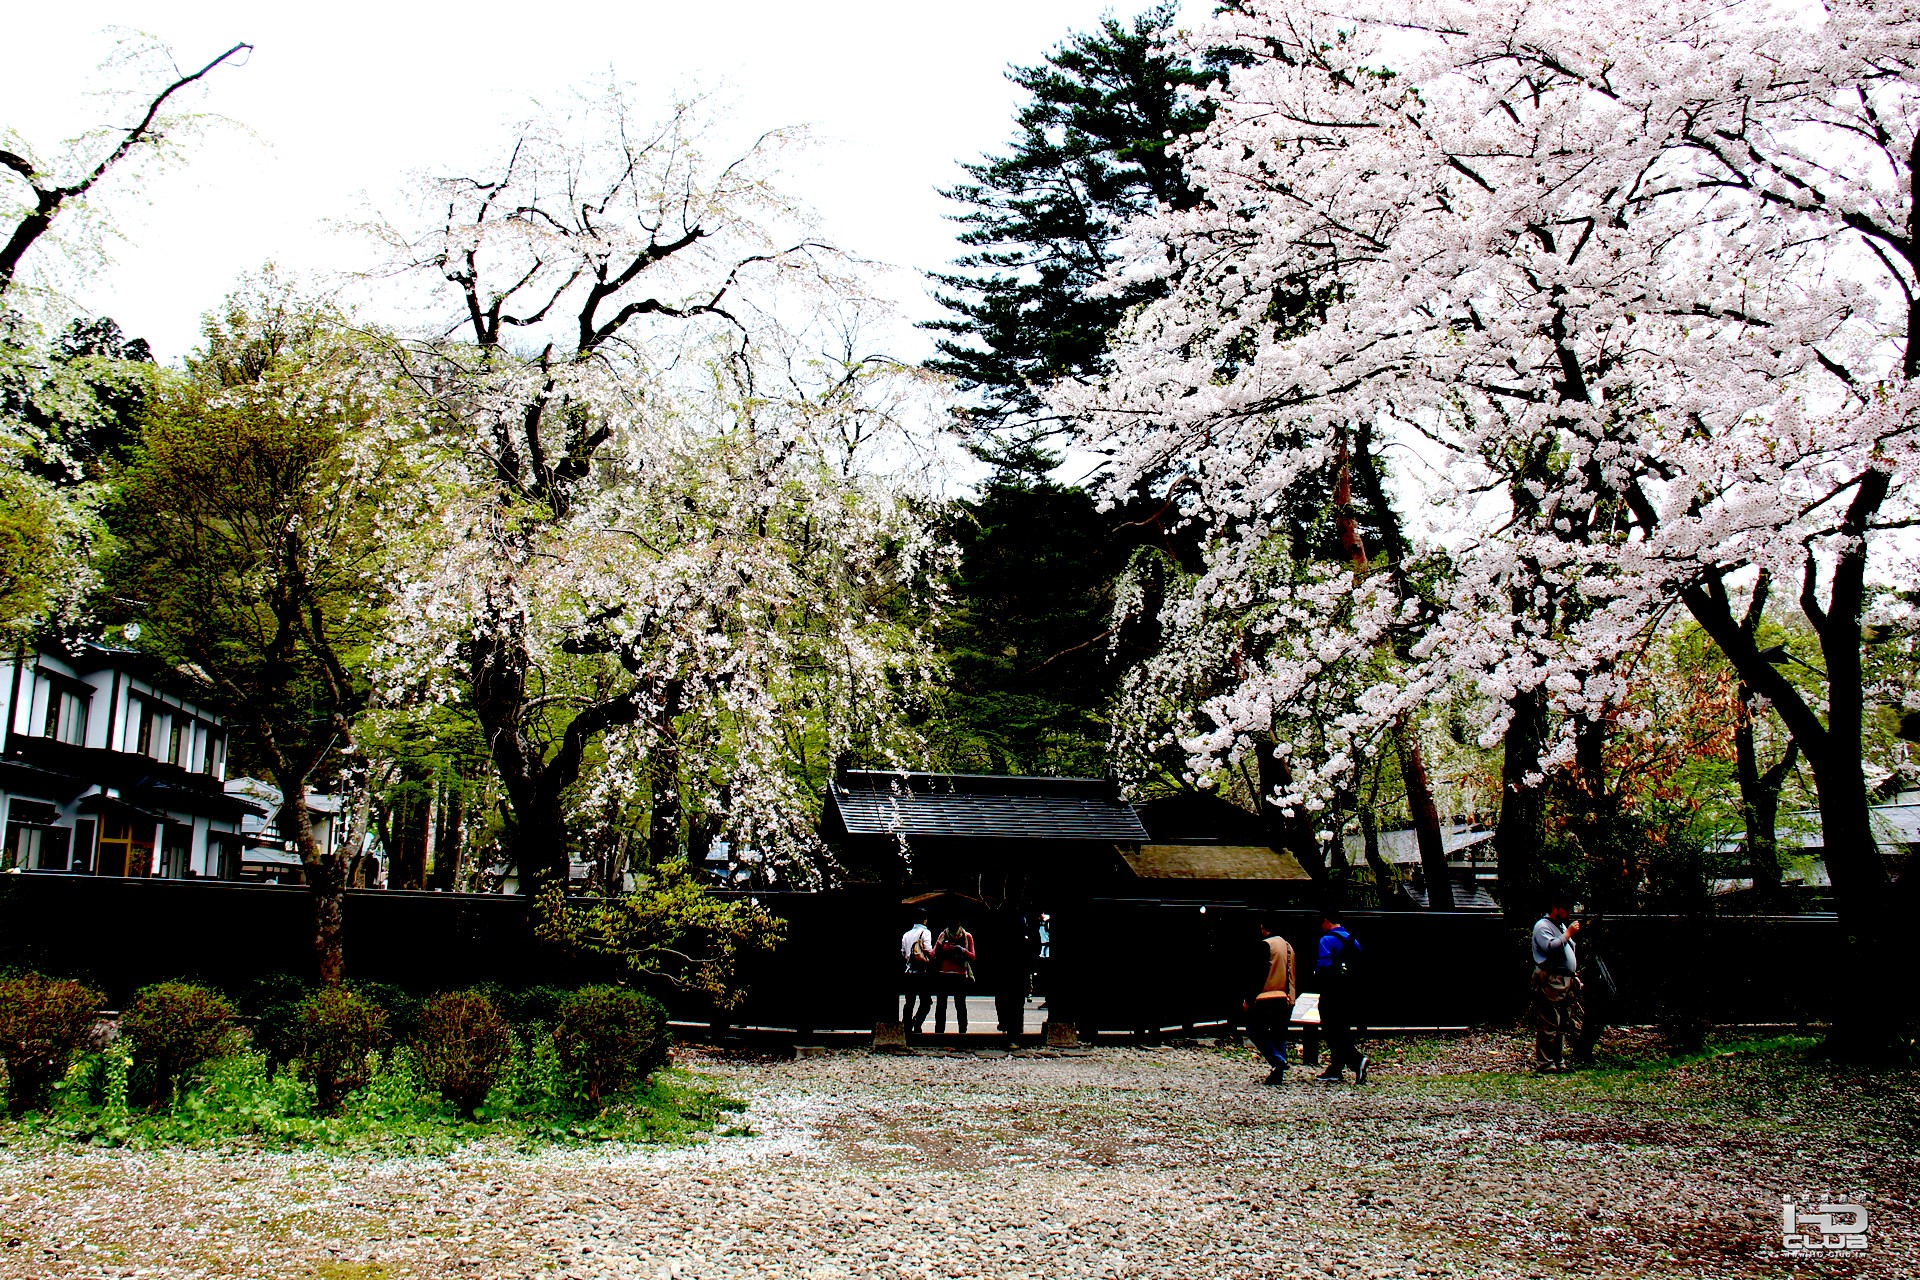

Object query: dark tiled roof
[1134,791,1270,844]
[828,771,1148,842]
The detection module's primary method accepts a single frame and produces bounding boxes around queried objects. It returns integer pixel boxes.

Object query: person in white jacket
[900,911,934,1032]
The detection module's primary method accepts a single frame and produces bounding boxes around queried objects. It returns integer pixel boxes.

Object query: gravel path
[0,1035,1912,1279]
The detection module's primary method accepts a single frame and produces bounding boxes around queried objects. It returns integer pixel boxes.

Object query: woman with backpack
[932,919,977,1034]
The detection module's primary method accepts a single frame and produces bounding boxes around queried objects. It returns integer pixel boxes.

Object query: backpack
[1324,926,1363,982]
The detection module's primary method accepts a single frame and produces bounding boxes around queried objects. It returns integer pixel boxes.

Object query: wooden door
[94,815,152,877]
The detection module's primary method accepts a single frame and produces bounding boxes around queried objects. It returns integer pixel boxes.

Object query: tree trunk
[1731,572,1792,907]
[1359,804,1416,909]
[429,780,465,891]
[280,777,345,985]
[1338,428,1450,905]
[1664,472,1900,1055]
[464,629,650,896]
[647,681,685,866]
[386,773,432,891]
[1396,718,1453,910]
[1255,741,1330,886]
[1494,686,1549,923]
[1735,709,1795,907]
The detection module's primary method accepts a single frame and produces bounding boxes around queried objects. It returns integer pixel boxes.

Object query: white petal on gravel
[0,1034,1912,1280]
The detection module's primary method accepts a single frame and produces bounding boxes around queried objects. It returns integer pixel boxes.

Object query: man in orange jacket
[1245,917,1298,1085]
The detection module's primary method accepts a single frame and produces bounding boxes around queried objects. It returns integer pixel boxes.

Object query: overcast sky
[5,1,1164,364]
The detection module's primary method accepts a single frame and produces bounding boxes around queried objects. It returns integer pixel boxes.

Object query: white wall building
[1,640,260,878]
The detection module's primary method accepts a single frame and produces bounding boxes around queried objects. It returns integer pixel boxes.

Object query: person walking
[933,919,977,1034]
[1529,891,1584,1072]
[900,910,935,1033]
[1032,911,1052,999]
[990,909,1036,1045]
[1245,918,1297,1085]
[1314,908,1369,1085]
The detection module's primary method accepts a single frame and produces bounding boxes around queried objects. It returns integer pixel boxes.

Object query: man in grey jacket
[1528,891,1583,1072]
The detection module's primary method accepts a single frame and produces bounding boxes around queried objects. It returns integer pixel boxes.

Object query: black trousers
[934,974,971,1033]
[1318,987,1363,1074]
[1247,999,1291,1070]
[901,972,932,1029]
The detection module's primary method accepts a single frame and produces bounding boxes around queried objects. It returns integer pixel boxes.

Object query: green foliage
[0,463,73,634]
[1,315,153,484]
[294,986,387,1113]
[553,987,671,1106]
[479,984,571,1029]
[925,4,1218,461]
[410,991,511,1117]
[99,283,396,747]
[120,981,239,1108]
[235,972,310,1066]
[0,973,103,1114]
[5,1035,742,1154]
[931,475,1137,776]
[0,313,151,635]
[537,860,785,1010]
[347,980,424,1043]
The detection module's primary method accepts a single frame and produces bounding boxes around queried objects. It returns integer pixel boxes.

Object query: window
[209,832,241,880]
[41,688,88,745]
[5,820,70,871]
[72,818,96,873]
[126,696,157,757]
[159,823,194,878]
[168,718,185,767]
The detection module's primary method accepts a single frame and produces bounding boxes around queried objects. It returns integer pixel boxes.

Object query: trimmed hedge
[0,973,103,1114]
[121,981,239,1107]
[296,986,387,1112]
[554,986,669,1105]
[412,990,511,1117]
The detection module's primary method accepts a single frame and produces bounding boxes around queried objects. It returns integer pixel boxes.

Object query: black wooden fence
[0,873,1845,1031]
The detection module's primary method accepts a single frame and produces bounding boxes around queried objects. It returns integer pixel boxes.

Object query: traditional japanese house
[1,640,259,877]
[820,769,1148,905]
[1122,790,1316,904]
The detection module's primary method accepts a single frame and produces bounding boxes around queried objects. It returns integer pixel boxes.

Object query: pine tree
[925,4,1217,466]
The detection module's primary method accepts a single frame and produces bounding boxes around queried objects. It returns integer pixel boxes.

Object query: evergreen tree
[925,4,1217,465]
[933,470,1129,776]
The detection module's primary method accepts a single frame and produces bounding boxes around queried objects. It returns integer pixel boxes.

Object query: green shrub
[553,986,669,1105]
[121,982,239,1107]
[411,990,511,1117]
[497,985,570,1029]
[349,980,423,1043]
[295,986,387,1112]
[235,973,312,1066]
[0,973,104,1114]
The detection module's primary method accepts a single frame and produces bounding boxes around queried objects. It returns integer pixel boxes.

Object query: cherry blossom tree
[1061,0,1918,1005]
[373,88,944,897]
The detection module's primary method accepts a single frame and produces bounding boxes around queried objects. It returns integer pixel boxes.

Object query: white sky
[4,1,1160,365]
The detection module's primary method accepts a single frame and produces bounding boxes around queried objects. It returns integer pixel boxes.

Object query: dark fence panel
[0,874,596,1004]
[0,875,1848,1031]
[1052,899,1847,1032]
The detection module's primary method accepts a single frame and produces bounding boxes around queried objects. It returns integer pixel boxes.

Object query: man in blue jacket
[1314,908,1369,1085]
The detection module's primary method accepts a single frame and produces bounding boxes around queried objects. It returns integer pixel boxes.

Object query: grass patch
[1399,1032,1836,1120]
[0,1035,745,1155]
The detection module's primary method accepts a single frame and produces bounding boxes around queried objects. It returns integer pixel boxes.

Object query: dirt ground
[0,1032,1913,1279]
